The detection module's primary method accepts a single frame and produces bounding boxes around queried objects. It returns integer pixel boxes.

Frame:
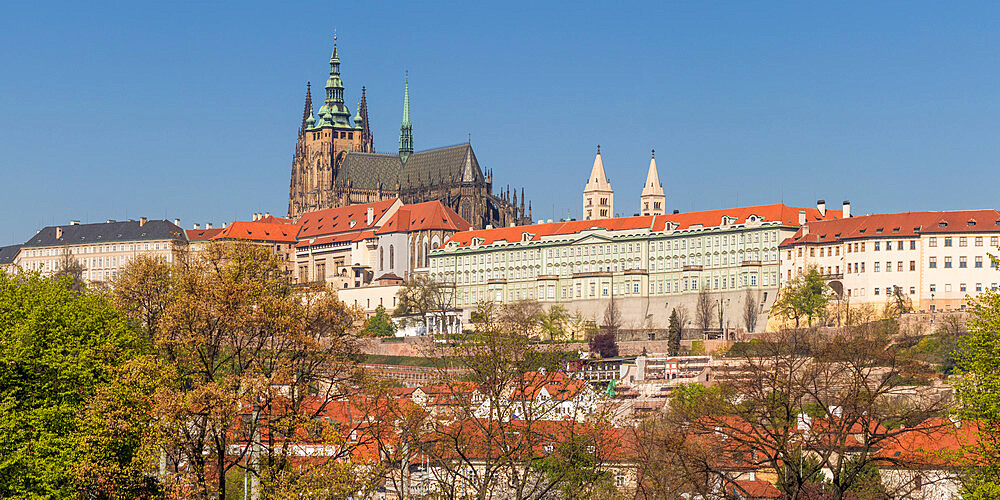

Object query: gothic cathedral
[287,37,529,229]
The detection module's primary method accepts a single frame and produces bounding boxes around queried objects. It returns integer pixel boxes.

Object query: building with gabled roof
[287,37,528,229]
[293,199,471,308]
[429,201,843,333]
[15,218,186,283]
[0,244,23,274]
[780,208,1000,313]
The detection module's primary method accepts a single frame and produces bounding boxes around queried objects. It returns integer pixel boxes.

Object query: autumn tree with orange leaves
[111,242,370,500]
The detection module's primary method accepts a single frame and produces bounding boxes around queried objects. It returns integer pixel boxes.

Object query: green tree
[0,271,148,498]
[364,304,397,337]
[774,265,830,328]
[956,264,1000,498]
[667,309,682,355]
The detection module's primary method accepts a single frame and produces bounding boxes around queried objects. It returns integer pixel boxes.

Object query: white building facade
[780,209,1000,312]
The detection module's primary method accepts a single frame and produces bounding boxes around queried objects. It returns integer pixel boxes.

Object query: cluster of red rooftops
[183,199,471,247]
[184,197,1000,254]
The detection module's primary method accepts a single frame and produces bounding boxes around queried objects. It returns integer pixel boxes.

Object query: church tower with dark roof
[287,34,528,229]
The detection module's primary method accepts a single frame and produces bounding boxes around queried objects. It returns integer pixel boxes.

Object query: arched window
[379,247,384,270]
[389,245,394,270]
[423,239,430,267]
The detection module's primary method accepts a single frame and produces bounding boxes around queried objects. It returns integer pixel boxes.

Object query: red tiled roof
[297,199,399,239]
[780,210,1000,248]
[730,479,783,499]
[211,221,301,243]
[257,215,293,224]
[185,228,224,241]
[444,204,841,248]
[295,229,376,248]
[376,201,472,234]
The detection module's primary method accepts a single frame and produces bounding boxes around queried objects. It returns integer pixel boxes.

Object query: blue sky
[2,1,999,244]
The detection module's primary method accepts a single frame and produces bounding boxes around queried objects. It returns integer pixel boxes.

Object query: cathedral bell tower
[287,32,372,219]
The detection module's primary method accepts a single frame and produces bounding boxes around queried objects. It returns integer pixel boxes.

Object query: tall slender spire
[398,72,414,162]
[300,82,313,132]
[322,30,352,127]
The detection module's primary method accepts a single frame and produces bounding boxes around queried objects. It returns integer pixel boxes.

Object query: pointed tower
[355,86,373,152]
[640,148,665,216]
[321,34,353,127]
[583,145,614,220]
[398,73,414,162]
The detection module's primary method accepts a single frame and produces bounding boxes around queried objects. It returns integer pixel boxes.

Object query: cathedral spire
[300,82,313,132]
[398,72,414,162]
[322,31,352,127]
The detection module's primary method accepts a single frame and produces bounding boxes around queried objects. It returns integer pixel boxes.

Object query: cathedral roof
[400,143,484,187]
[338,153,403,191]
[337,143,486,191]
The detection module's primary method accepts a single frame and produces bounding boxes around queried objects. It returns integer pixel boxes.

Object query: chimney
[547,219,553,223]
[264,212,270,218]
[206,223,213,229]
[139,217,147,227]
[193,223,200,230]
[842,200,851,218]
[485,224,493,230]
[56,227,63,239]
[366,206,374,226]
[798,210,806,226]
[70,220,80,225]
[817,200,826,217]
[173,218,180,226]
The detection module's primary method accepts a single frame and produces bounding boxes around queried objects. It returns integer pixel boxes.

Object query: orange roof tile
[297,199,398,239]
[211,221,301,243]
[443,204,841,249]
[257,215,293,224]
[376,201,472,234]
[780,210,1000,247]
[185,228,224,241]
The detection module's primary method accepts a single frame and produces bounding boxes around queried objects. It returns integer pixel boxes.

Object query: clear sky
[2,1,999,245]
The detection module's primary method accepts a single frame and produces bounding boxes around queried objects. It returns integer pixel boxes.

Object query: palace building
[429,202,842,332]
[287,36,528,229]
[780,208,1000,313]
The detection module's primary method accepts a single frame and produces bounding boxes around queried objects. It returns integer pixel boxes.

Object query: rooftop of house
[780,209,1000,247]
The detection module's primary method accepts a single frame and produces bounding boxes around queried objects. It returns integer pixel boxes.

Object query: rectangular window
[977,283,983,292]
[897,261,903,272]
[930,283,936,292]
[992,236,999,247]
[961,283,967,292]
[874,262,881,272]
[945,256,953,268]
[944,237,953,247]
[976,237,983,247]
[929,238,937,247]
[960,256,968,268]
[929,257,937,268]
[910,240,916,250]
[976,256,983,268]
[874,242,880,251]
[874,287,880,296]
[910,260,916,271]
[897,241,904,250]
[960,237,968,247]
[910,287,915,295]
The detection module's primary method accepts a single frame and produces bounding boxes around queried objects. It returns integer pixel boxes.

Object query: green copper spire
[322,30,353,128]
[398,72,413,162]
